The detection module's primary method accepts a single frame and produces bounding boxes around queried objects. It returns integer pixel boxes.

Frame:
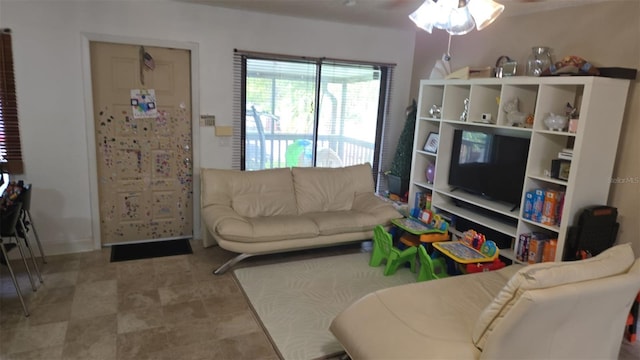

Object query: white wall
[0,0,416,254]
[410,0,640,255]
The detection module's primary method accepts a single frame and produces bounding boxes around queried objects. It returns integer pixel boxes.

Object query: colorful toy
[461,229,486,251]
[541,55,600,76]
[480,240,498,258]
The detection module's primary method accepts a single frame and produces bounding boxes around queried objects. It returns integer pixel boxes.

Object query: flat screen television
[448,129,530,209]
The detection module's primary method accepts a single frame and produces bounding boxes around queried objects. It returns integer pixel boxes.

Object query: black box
[387,174,408,197]
[551,159,571,181]
[598,67,637,80]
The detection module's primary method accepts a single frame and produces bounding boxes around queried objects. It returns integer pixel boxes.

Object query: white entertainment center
[410,76,631,263]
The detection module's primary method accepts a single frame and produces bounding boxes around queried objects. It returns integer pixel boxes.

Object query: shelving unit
[410,77,630,263]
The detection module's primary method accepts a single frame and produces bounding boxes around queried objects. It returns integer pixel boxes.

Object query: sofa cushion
[342,163,376,194]
[304,211,379,236]
[292,163,376,214]
[351,193,403,224]
[201,168,298,218]
[330,265,520,359]
[216,214,319,242]
[472,243,635,349]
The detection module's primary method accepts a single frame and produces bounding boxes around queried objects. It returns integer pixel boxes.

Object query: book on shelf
[558,147,574,160]
[413,191,432,211]
[558,152,573,160]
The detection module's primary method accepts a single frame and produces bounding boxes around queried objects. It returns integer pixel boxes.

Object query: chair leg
[25,210,46,264]
[18,220,43,284]
[1,243,30,317]
[369,247,385,267]
[13,236,37,292]
[383,253,401,276]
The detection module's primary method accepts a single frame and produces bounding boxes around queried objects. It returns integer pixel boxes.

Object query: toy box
[522,190,535,220]
[528,232,551,264]
[531,189,546,223]
[517,233,531,262]
[541,189,560,225]
[542,239,558,262]
[528,238,548,264]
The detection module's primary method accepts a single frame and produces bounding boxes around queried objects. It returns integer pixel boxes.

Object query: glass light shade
[408,1,437,33]
[468,0,505,30]
[409,0,454,32]
[447,5,475,35]
[410,0,504,34]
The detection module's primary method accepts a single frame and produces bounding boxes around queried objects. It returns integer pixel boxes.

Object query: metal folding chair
[1,203,33,316]
[19,184,46,263]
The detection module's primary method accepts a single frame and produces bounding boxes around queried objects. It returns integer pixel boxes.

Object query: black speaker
[564,205,619,260]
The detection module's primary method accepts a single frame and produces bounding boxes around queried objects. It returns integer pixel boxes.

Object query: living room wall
[0,0,415,254]
[409,0,640,255]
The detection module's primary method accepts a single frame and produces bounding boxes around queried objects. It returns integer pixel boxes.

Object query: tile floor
[0,240,283,360]
[1,240,639,360]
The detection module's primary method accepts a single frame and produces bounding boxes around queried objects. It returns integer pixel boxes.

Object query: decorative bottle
[526,46,552,76]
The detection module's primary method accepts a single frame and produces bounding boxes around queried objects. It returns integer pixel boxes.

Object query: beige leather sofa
[201,163,402,274]
[330,243,640,359]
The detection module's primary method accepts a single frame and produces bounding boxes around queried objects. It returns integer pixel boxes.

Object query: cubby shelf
[410,76,630,262]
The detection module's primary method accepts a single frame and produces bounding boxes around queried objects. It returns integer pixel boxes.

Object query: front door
[90,42,193,245]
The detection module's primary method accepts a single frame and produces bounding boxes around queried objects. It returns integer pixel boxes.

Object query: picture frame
[423,132,439,153]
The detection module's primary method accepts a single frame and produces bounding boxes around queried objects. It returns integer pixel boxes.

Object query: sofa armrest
[201,204,250,246]
[351,193,403,224]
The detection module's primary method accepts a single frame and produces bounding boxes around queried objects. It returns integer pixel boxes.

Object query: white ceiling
[178,0,607,31]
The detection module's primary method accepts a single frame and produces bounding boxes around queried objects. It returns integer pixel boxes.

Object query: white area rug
[233,252,416,360]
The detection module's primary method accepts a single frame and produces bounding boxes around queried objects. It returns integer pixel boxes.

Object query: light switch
[215,126,233,137]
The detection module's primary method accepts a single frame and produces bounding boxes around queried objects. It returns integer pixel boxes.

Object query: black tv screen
[448,129,530,208]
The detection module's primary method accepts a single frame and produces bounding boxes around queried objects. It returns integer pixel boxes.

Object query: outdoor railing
[246,133,374,170]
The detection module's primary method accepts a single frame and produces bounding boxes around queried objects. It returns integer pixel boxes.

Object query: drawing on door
[90,42,193,245]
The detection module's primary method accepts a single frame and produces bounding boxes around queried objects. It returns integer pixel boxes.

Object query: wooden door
[90,42,192,245]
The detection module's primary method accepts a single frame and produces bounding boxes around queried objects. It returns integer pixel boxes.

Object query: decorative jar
[544,113,568,131]
[526,46,552,77]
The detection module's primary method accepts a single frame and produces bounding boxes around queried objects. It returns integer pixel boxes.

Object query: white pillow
[472,243,635,349]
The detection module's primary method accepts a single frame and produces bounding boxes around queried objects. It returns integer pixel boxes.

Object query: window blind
[0,29,24,174]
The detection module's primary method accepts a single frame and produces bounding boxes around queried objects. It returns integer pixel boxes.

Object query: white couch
[330,243,640,359]
[201,163,402,274]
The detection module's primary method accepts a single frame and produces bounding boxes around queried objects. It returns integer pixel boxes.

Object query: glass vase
[526,46,552,76]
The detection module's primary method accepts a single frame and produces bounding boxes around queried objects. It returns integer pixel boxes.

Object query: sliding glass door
[243,56,389,172]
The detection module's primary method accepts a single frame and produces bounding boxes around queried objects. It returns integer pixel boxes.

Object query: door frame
[81,33,201,249]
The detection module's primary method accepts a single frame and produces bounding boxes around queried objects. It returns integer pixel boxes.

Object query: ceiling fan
[380,0,545,9]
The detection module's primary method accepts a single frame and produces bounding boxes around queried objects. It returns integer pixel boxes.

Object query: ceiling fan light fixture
[409,0,504,35]
[408,1,437,33]
[468,0,505,31]
[448,4,475,35]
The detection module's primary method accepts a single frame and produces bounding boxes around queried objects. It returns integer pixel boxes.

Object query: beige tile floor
[0,240,282,360]
[1,240,639,360]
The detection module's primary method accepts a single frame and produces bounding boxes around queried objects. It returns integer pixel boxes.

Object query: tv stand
[409,77,630,263]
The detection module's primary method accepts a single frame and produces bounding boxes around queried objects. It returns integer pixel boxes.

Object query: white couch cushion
[216,214,319,242]
[472,243,635,349]
[303,211,378,235]
[293,164,370,214]
[201,168,298,218]
[330,265,520,359]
